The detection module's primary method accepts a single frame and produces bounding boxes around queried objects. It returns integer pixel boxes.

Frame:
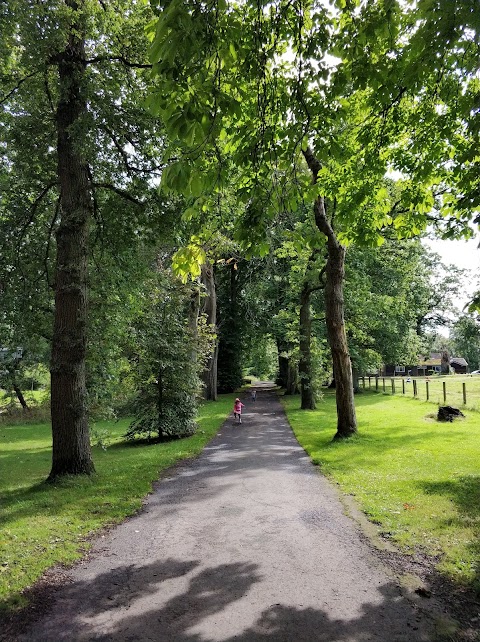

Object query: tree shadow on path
[12,556,431,642]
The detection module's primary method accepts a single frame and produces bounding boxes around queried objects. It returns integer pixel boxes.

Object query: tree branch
[93,182,145,205]
[16,183,58,257]
[0,70,42,105]
[85,55,152,69]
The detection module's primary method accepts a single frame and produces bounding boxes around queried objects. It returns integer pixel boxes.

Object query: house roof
[450,357,468,367]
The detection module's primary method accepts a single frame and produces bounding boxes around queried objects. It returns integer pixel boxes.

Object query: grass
[361,374,480,412]
[283,390,480,593]
[0,394,235,613]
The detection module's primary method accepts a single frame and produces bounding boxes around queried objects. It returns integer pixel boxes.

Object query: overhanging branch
[93,182,145,206]
[0,70,42,105]
[85,55,152,69]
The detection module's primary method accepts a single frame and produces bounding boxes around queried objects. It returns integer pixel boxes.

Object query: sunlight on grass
[0,395,234,612]
[283,391,480,593]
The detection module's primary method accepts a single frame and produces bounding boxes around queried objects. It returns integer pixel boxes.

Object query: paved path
[17,385,433,641]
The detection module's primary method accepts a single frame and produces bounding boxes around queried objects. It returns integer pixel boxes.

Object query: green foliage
[124,271,207,441]
[244,335,278,380]
[284,391,480,592]
[451,315,480,372]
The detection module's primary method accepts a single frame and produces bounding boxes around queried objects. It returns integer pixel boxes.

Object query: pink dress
[234,401,244,414]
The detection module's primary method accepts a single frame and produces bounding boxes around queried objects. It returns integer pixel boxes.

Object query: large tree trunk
[49,1,95,479]
[303,147,357,438]
[323,227,357,438]
[299,282,315,410]
[201,262,218,400]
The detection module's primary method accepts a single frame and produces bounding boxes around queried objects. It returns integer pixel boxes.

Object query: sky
[421,234,479,335]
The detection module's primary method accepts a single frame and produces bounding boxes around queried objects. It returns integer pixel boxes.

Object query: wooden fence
[360,376,480,411]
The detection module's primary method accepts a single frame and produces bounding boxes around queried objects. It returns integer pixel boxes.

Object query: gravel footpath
[13,384,436,641]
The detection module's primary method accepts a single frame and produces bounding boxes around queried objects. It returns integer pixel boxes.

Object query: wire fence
[361,375,480,412]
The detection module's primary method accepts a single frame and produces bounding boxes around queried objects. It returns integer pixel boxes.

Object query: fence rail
[361,375,480,411]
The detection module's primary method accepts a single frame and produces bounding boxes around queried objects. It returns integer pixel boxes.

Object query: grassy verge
[282,391,480,593]
[0,394,234,613]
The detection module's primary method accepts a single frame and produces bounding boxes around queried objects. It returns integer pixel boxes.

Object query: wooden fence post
[443,381,446,404]
[413,380,417,397]
[402,379,405,395]
[463,383,467,405]
[382,378,386,392]
[391,379,395,394]
[426,381,429,401]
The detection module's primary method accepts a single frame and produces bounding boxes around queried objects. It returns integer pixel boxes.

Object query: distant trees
[451,316,480,372]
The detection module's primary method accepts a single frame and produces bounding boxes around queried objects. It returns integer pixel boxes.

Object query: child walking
[233,397,245,423]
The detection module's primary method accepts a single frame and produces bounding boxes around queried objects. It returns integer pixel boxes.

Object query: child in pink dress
[233,398,245,423]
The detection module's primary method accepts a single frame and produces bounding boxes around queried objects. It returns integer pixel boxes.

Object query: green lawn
[283,391,480,593]
[0,395,234,613]
[360,374,480,412]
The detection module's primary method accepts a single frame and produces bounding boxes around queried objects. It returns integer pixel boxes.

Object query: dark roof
[450,357,468,367]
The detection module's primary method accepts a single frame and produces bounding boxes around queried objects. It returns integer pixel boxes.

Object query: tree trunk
[276,338,289,388]
[286,360,298,395]
[12,380,29,411]
[201,262,218,400]
[302,146,357,438]
[324,236,357,438]
[299,282,315,410]
[217,262,243,392]
[49,2,95,479]
[352,367,360,394]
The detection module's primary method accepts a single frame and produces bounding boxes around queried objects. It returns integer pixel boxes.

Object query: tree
[1,0,162,476]
[147,0,438,438]
[451,315,480,372]
[125,267,208,441]
[335,0,480,236]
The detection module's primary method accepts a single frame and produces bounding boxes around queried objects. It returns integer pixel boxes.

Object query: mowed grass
[0,395,235,613]
[283,391,480,592]
[361,375,480,412]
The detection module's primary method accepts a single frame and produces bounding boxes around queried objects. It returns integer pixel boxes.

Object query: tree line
[1,0,478,479]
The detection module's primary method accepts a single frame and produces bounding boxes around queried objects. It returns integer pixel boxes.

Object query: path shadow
[11,557,429,642]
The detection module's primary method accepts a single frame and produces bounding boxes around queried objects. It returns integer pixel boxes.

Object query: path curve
[15,386,433,641]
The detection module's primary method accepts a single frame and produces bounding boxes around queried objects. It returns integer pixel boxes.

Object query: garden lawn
[283,391,480,593]
[0,395,235,613]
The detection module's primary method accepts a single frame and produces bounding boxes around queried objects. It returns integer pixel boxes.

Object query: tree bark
[276,338,289,388]
[201,262,218,400]
[323,222,357,438]
[303,146,357,438]
[299,281,316,409]
[49,1,95,479]
[13,380,29,411]
[286,360,298,395]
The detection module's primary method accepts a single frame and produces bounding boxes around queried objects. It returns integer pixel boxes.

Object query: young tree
[125,268,209,441]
